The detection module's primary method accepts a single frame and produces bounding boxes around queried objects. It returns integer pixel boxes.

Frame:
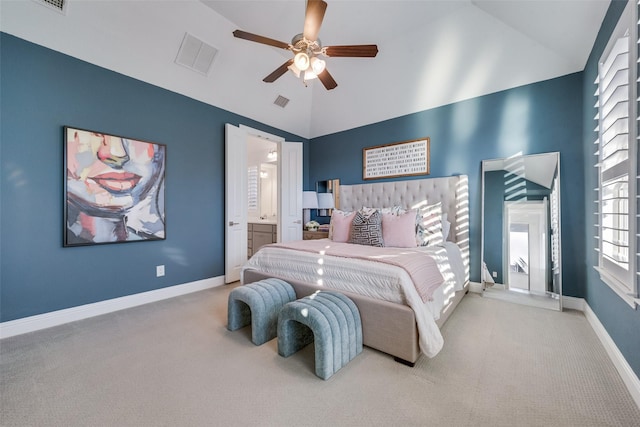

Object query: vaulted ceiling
[2,0,610,138]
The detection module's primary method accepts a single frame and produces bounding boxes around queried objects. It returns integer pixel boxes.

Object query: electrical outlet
[156,265,165,277]
[492,271,497,278]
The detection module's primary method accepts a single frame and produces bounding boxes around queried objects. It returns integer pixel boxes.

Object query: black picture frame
[63,126,166,246]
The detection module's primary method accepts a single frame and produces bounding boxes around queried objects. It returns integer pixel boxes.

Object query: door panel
[279,141,303,242]
[224,124,247,283]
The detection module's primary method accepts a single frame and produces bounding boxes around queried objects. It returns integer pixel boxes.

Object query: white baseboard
[0,276,225,339]
[469,281,483,293]
[560,295,585,311]
[563,296,640,409]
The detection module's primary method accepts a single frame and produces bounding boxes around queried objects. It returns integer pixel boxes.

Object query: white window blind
[594,0,638,307]
[248,166,258,211]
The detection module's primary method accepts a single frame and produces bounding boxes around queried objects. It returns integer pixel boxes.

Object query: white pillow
[441,213,451,241]
[416,202,444,246]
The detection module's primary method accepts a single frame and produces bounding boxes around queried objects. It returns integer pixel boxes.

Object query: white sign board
[363,138,430,180]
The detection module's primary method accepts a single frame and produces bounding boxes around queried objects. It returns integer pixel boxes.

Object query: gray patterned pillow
[349,210,384,247]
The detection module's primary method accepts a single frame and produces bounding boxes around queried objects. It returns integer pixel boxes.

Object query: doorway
[504,200,548,295]
[224,124,303,283]
[247,136,278,222]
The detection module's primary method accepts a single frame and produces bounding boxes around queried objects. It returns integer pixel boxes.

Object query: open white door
[225,124,302,282]
[225,124,247,283]
[279,141,303,242]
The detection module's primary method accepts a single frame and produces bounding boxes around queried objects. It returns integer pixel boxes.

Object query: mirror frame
[481,152,562,310]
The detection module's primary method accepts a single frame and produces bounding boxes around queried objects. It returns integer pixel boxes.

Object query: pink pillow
[330,210,356,242]
[382,209,418,248]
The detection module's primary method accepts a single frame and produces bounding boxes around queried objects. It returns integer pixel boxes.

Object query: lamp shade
[302,191,318,209]
[294,52,310,71]
[310,56,326,74]
[317,193,335,209]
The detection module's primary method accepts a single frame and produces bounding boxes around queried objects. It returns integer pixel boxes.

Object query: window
[594,0,639,308]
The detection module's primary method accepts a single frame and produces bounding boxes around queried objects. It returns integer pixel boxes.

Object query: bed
[242,175,470,365]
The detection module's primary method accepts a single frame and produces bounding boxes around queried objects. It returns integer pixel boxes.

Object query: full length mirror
[481,152,562,310]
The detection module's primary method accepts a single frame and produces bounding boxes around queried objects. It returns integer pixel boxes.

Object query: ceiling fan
[232,0,378,90]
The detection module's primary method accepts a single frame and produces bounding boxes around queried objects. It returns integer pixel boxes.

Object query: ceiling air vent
[273,95,290,108]
[175,33,218,76]
[33,0,67,14]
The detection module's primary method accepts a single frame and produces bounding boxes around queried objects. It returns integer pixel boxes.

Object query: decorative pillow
[382,209,418,248]
[417,202,444,247]
[357,207,380,218]
[349,210,384,247]
[329,210,356,242]
[372,205,406,216]
[441,213,451,241]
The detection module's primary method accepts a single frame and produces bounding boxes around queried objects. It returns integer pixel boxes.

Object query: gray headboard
[340,175,469,282]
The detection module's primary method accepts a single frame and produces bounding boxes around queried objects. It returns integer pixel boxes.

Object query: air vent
[33,0,67,14]
[273,95,290,108]
[175,33,218,76]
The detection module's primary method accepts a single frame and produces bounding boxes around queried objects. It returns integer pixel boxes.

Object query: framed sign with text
[363,137,430,180]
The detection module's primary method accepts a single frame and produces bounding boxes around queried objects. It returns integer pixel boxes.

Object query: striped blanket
[269,240,445,302]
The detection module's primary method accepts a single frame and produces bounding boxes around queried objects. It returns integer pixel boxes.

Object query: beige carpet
[1,284,639,426]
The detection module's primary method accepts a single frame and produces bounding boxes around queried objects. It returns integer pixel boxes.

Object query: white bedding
[242,240,465,357]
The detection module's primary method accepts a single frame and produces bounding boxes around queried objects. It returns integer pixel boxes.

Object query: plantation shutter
[594,0,637,300]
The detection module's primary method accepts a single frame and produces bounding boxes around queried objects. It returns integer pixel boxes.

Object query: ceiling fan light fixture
[294,52,310,71]
[303,70,318,81]
[287,63,301,78]
[310,56,326,74]
[233,1,376,90]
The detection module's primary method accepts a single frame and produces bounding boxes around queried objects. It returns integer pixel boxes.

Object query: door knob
[294,220,302,224]
[229,221,239,226]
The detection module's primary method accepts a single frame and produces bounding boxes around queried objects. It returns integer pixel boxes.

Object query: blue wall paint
[309,74,585,293]
[483,171,506,284]
[581,0,640,378]
[0,33,308,322]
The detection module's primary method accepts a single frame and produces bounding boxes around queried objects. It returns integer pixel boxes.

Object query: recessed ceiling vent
[175,33,218,76]
[273,95,290,108]
[33,0,67,14]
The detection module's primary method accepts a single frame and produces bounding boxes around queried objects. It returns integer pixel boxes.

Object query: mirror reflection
[316,179,340,216]
[481,152,562,310]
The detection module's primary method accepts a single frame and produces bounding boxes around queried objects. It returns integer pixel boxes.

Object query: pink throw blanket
[269,240,444,303]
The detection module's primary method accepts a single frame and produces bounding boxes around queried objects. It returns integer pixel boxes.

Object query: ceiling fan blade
[317,68,337,90]
[303,0,327,41]
[324,45,379,58]
[263,59,295,83]
[233,30,290,50]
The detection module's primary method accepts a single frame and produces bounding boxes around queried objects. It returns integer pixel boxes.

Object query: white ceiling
[2,0,610,139]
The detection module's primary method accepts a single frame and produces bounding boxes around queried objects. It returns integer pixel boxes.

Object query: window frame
[594,0,639,308]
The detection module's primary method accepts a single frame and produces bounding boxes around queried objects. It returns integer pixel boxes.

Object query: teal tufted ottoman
[227,278,296,346]
[277,291,363,380]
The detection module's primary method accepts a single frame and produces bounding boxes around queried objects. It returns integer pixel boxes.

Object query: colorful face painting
[64,127,166,246]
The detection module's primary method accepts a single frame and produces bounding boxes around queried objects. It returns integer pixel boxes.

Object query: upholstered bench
[277,291,363,380]
[227,278,296,346]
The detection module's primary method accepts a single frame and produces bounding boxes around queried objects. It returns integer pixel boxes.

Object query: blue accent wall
[0,33,308,322]
[483,171,505,284]
[581,0,640,378]
[309,74,585,294]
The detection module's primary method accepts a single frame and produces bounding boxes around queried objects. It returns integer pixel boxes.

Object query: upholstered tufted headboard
[340,175,469,282]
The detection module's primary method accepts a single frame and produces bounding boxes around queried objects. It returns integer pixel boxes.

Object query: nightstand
[303,230,329,240]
